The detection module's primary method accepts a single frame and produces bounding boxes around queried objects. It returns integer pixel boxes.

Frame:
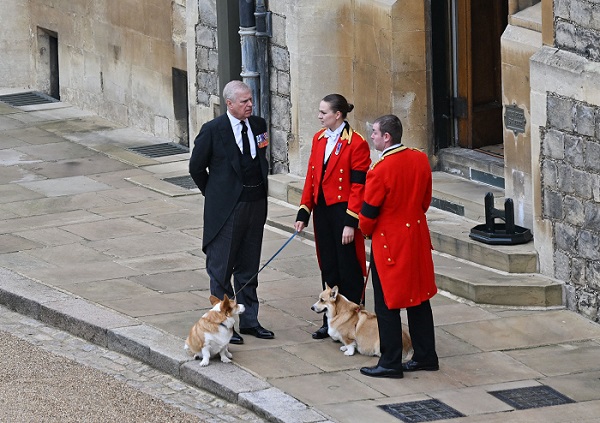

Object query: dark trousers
[313,201,364,308]
[205,198,266,329]
[371,253,438,369]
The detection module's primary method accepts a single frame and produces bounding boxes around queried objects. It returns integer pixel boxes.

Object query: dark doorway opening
[172,68,190,147]
[48,33,59,100]
[37,28,60,101]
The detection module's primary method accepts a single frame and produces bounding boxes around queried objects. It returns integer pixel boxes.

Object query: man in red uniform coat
[359,114,439,378]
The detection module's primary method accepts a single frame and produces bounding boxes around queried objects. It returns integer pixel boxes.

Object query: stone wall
[3,0,188,141]
[0,1,32,88]
[555,0,600,61]
[540,93,600,320]
[531,0,600,321]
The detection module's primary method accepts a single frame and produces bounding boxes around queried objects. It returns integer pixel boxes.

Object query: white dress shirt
[227,111,256,158]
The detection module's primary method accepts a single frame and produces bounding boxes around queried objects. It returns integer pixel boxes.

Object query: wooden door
[456,0,508,148]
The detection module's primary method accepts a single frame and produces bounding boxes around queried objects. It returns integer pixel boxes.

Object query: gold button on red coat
[339,169,344,173]
[337,195,341,200]
[338,186,342,190]
[406,223,410,227]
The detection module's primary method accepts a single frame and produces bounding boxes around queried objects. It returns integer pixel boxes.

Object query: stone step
[431,171,505,221]
[433,253,563,307]
[437,147,505,186]
[427,208,538,273]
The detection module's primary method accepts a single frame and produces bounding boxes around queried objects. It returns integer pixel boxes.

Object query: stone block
[571,0,592,27]
[584,201,600,231]
[543,188,563,219]
[198,0,217,27]
[584,140,600,172]
[239,387,329,423]
[557,163,574,193]
[554,0,571,18]
[40,298,139,347]
[196,26,215,48]
[554,221,577,251]
[542,128,565,159]
[555,20,577,50]
[564,195,585,226]
[108,324,188,377]
[578,230,600,260]
[572,168,593,199]
[271,45,290,72]
[571,257,587,285]
[181,360,271,404]
[547,95,575,131]
[587,261,600,289]
[575,103,596,136]
[271,95,292,132]
[554,249,571,281]
[577,289,599,321]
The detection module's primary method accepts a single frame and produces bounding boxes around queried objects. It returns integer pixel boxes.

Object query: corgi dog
[184,295,245,366]
[311,284,413,359]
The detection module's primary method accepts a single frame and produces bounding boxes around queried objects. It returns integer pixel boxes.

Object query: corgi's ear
[331,286,339,299]
[209,295,220,305]
[222,295,231,307]
[325,283,331,289]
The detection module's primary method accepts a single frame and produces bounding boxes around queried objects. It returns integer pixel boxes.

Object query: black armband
[360,202,380,219]
[350,170,366,184]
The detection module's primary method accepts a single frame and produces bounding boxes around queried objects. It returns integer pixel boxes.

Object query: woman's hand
[341,226,355,245]
[294,221,306,233]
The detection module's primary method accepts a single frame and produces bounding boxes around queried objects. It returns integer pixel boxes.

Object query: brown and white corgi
[311,284,413,359]
[184,295,245,366]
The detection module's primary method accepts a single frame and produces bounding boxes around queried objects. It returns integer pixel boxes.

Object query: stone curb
[0,268,330,423]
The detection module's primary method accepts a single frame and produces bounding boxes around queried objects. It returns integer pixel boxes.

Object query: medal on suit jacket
[256,132,269,148]
[334,141,342,155]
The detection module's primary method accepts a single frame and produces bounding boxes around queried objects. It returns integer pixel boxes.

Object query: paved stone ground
[0,304,266,423]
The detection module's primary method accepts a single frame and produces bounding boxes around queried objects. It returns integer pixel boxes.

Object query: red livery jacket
[296,123,371,274]
[359,146,437,309]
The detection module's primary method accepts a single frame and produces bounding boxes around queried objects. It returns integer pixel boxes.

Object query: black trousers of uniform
[371,252,438,369]
[205,198,266,329]
[313,201,364,308]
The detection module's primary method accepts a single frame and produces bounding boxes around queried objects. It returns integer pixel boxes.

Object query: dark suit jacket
[189,113,269,250]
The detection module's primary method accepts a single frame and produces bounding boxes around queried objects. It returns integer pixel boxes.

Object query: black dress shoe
[229,330,244,345]
[402,360,439,372]
[239,325,275,339]
[312,325,330,339]
[360,365,404,378]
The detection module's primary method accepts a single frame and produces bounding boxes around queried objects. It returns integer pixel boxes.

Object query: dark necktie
[240,120,250,155]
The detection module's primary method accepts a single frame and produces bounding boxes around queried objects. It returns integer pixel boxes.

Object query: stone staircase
[267,149,564,309]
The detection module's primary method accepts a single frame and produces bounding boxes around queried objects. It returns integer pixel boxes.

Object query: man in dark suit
[189,80,274,344]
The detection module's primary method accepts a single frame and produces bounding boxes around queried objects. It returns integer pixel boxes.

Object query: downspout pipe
[255,0,272,171]
[239,0,260,116]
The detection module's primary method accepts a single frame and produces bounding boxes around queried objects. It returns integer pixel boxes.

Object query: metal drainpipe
[255,0,272,170]
[239,0,259,115]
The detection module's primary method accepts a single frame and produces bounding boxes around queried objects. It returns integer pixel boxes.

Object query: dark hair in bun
[322,94,354,118]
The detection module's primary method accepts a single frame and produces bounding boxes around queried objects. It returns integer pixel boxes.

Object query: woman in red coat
[359,114,439,378]
[294,94,371,339]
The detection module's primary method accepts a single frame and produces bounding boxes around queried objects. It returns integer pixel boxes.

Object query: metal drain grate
[128,143,189,158]
[489,385,575,410]
[379,399,465,422]
[163,175,197,190]
[0,91,58,106]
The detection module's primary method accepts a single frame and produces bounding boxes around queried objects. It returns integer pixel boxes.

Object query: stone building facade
[2,0,599,321]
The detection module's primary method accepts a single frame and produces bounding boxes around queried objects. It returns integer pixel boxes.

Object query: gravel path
[0,306,266,423]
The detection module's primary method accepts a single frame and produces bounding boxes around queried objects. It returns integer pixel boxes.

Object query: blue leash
[234,230,299,298]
